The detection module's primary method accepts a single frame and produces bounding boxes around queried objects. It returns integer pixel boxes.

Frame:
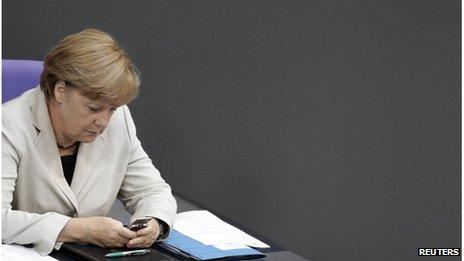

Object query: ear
[54,80,66,103]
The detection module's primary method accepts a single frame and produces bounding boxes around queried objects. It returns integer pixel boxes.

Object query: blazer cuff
[34,213,70,255]
[154,218,169,241]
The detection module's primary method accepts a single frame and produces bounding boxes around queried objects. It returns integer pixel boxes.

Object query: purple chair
[2,59,44,103]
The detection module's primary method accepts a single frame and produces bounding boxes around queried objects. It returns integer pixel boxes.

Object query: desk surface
[51,194,308,261]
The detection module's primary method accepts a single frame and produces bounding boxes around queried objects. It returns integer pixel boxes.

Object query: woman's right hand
[57,216,137,248]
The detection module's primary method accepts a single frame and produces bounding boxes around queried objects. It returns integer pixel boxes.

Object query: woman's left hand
[126,218,160,248]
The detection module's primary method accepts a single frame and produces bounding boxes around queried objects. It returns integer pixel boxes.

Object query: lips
[87,130,99,135]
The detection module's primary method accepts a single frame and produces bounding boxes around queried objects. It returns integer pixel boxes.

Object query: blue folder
[156,230,266,260]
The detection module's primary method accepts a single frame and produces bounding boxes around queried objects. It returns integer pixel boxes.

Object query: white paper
[0,244,58,261]
[212,241,250,251]
[174,210,270,249]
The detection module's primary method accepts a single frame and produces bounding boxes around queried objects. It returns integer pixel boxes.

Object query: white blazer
[2,87,177,255]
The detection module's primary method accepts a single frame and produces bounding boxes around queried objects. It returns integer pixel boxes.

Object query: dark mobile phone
[128,217,152,231]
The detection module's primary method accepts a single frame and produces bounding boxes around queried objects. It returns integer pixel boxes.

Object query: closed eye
[88,106,102,112]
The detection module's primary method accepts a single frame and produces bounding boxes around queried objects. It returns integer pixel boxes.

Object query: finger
[127,236,145,248]
[109,239,126,248]
[136,228,151,237]
[136,224,156,237]
[112,232,131,246]
[128,233,157,248]
[116,238,130,247]
[142,236,157,247]
[100,236,126,248]
[117,227,137,239]
[137,219,159,237]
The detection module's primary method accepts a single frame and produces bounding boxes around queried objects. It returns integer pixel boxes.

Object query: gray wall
[3,1,460,260]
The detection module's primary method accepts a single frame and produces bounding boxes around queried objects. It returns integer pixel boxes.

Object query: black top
[61,154,77,186]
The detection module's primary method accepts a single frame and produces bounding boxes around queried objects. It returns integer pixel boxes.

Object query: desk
[50,194,308,261]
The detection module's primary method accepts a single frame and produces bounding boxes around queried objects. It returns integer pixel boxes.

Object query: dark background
[3,1,460,260]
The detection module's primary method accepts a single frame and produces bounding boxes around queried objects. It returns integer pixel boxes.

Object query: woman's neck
[58,143,79,156]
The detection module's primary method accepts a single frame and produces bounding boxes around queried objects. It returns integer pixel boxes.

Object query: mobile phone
[128,217,152,231]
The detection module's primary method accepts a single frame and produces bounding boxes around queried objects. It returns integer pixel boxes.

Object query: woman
[2,28,177,255]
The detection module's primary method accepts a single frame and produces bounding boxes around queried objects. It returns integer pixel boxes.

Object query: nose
[94,111,112,128]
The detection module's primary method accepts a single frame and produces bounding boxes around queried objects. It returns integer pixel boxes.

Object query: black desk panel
[50,194,308,261]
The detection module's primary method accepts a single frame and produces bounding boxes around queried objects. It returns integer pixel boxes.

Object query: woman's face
[55,84,117,143]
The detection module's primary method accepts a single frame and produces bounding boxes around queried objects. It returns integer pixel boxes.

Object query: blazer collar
[29,87,107,215]
[30,87,51,132]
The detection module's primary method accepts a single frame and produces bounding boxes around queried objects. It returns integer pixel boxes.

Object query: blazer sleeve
[117,106,177,238]
[2,132,70,255]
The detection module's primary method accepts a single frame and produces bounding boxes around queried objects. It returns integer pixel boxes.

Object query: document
[159,229,265,260]
[173,210,270,250]
[0,244,57,261]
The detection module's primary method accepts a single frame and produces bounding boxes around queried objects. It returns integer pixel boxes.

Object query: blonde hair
[40,28,140,106]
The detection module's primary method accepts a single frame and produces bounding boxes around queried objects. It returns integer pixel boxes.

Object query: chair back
[2,59,43,103]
